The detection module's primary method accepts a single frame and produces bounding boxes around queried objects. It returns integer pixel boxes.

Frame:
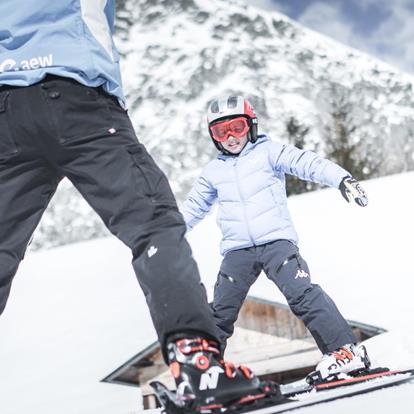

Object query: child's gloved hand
[339,176,368,207]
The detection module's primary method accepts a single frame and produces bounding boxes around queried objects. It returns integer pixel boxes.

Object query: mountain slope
[32,0,414,249]
[118,0,414,196]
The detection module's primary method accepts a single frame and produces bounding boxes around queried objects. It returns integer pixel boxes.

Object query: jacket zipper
[234,158,255,246]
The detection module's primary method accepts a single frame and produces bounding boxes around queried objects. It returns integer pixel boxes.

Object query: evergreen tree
[324,84,381,180]
[285,117,319,196]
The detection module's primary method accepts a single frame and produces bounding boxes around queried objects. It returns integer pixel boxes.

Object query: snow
[1,172,414,412]
[0,238,156,413]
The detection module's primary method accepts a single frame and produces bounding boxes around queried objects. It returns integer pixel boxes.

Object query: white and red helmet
[207,96,258,152]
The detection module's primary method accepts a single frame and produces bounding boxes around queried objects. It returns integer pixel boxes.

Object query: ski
[243,368,414,414]
[150,368,414,414]
[281,367,414,397]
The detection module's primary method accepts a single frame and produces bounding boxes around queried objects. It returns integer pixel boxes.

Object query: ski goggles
[209,117,250,142]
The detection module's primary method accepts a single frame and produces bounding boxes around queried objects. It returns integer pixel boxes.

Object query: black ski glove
[339,176,368,207]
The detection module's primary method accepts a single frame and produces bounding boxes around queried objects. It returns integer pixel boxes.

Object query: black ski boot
[151,336,283,413]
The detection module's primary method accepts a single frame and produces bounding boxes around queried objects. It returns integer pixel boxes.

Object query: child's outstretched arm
[270,142,368,206]
[181,173,217,230]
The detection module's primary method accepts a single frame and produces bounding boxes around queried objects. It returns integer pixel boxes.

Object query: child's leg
[212,247,261,349]
[261,240,357,354]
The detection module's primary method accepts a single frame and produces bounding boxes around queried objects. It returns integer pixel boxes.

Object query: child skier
[182,95,371,380]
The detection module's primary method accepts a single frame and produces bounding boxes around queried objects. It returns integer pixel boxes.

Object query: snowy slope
[0,172,414,413]
[0,238,156,414]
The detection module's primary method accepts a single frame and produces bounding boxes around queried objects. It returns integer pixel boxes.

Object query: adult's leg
[213,248,260,348]
[50,82,218,357]
[261,240,356,354]
[0,88,61,314]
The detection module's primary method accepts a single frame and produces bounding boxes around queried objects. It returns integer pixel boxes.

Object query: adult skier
[0,2,269,409]
[182,95,371,380]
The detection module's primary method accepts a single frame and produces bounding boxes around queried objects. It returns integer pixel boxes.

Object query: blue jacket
[0,0,124,104]
[182,135,350,256]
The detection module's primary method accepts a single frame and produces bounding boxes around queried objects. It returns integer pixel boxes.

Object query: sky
[248,0,414,74]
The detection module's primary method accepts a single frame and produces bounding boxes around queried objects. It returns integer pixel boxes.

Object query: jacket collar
[217,134,269,161]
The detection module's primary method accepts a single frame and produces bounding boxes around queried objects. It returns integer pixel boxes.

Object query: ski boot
[307,343,371,384]
[151,336,284,413]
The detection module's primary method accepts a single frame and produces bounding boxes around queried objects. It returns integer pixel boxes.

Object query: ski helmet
[207,95,258,153]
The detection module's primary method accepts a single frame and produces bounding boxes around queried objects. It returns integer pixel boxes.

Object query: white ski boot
[311,343,371,382]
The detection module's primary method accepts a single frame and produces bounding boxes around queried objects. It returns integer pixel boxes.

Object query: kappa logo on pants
[295,269,309,279]
[199,366,224,390]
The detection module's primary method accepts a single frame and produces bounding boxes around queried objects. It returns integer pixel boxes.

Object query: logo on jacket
[0,59,16,73]
[0,54,53,73]
[295,269,309,279]
[199,366,224,390]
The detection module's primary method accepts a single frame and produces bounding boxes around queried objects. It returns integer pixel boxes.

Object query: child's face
[221,134,249,154]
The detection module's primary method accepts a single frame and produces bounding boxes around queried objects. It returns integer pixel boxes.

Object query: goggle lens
[210,117,250,142]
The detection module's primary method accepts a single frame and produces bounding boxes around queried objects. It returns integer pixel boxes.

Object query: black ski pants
[0,76,218,359]
[212,240,357,354]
